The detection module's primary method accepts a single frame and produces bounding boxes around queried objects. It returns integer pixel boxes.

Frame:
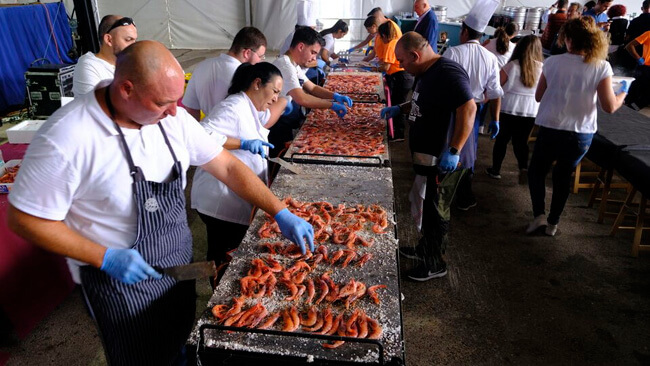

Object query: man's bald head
[396,32,435,76]
[110,41,185,127]
[413,0,431,17]
[114,40,183,88]
[98,15,122,45]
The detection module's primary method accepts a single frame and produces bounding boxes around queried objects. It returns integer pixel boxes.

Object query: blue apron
[80,89,195,365]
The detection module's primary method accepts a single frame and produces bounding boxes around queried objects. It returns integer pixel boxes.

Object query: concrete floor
[3,49,650,365]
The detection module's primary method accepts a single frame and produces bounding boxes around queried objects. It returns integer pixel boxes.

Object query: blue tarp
[0,2,75,112]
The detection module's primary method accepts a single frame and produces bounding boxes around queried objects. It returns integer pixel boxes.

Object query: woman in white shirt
[526,17,627,236]
[319,19,349,66]
[486,35,543,184]
[191,62,288,270]
[483,22,518,68]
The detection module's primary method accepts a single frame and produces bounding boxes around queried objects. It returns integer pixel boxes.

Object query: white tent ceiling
[2,0,645,50]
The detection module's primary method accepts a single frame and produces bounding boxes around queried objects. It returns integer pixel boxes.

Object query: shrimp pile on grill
[211,198,391,349]
[324,73,382,102]
[291,104,386,157]
[258,197,389,246]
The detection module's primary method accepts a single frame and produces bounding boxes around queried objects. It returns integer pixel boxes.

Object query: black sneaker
[457,197,477,211]
[399,244,426,260]
[407,261,448,281]
[485,167,501,179]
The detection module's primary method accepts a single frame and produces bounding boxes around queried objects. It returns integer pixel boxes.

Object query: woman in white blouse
[483,22,518,68]
[486,35,543,184]
[191,62,288,270]
[526,17,627,236]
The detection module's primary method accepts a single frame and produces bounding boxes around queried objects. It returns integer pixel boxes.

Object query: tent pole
[245,0,252,26]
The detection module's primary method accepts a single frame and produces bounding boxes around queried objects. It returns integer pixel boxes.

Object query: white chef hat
[297,0,317,27]
[464,0,500,33]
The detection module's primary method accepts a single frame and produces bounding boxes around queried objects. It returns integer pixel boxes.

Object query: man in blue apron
[7,41,314,365]
[382,32,475,281]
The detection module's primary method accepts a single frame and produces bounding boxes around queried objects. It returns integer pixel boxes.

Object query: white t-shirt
[191,92,271,225]
[279,31,295,56]
[484,39,515,69]
[72,52,115,96]
[501,60,543,118]
[273,55,309,96]
[443,40,504,102]
[9,83,223,283]
[182,53,241,117]
[535,53,613,133]
[322,33,335,56]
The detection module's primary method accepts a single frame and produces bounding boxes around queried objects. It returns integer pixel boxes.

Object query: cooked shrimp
[258,312,281,330]
[305,279,316,304]
[367,284,387,305]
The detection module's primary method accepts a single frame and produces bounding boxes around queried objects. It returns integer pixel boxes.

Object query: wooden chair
[609,188,649,256]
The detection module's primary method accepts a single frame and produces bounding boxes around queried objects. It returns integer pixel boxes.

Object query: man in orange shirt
[375,19,413,141]
[625,30,650,109]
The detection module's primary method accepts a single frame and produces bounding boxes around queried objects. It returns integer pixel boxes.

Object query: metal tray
[188,165,404,365]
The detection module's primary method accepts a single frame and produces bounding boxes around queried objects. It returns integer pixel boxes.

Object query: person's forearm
[625,42,641,60]
[7,205,107,268]
[264,98,289,129]
[223,137,242,150]
[378,62,390,72]
[362,50,376,62]
[490,98,501,121]
[291,89,333,109]
[309,85,335,100]
[451,100,477,151]
[201,150,286,216]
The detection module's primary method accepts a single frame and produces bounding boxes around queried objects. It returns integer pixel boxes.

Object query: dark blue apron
[80,89,195,365]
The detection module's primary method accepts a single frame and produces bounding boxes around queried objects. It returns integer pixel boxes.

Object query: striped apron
[80,121,195,366]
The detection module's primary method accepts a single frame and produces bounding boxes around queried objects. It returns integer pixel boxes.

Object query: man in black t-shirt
[381,32,475,281]
[626,1,650,43]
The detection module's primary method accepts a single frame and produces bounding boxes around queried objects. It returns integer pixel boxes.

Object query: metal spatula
[266,156,303,174]
[154,261,216,281]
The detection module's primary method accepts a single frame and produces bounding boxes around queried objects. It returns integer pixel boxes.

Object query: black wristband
[448,146,459,155]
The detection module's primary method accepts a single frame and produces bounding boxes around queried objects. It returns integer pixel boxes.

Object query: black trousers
[385,70,414,139]
[198,212,248,266]
[421,172,449,265]
[491,112,536,172]
[268,101,304,158]
[625,65,650,109]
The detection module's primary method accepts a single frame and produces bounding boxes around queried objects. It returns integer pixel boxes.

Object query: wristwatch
[448,146,459,155]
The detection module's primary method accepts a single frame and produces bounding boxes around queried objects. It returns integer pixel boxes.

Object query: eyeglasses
[247,48,266,60]
[108,17,136,33]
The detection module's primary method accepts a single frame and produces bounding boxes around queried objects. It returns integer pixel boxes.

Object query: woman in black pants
[486,35,544,184]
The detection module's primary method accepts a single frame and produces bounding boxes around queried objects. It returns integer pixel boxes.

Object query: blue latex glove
[100,248,162,284]
[282,100,294,116]
[438,150,460,173]
[275,208,315,254]
[618,80,630,94]
[339,58,349,64]
[638,57,645,66]
[333,93,353,107]
[380,105,400,120]
[347,48,356,53]
[488,120,500,139]
[241,139,274,159]
[331,102,348,118]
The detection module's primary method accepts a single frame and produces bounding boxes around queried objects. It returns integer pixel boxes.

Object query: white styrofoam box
[6,120,46,144]
[0,159,21,194]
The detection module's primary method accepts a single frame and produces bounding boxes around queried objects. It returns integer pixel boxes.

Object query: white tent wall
[1,0,645,49]
[94,0,246,49]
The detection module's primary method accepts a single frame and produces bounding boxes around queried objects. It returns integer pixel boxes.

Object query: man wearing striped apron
[7,41,314,365]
